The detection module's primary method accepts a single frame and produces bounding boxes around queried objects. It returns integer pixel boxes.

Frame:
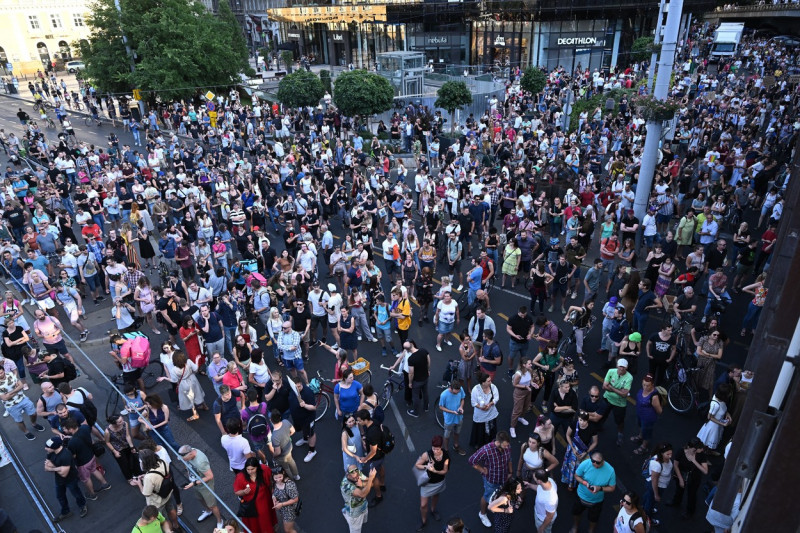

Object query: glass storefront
[534,20,618,73]
[471,21,531,74]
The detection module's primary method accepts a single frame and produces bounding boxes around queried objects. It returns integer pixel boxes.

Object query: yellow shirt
[397,298,411,331]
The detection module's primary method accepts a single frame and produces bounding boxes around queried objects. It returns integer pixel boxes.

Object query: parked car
[66,60,85,73]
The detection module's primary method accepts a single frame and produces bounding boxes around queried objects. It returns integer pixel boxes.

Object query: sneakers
[358,336,363,341]
[453,446,467,456]
[79,330,89,341]
[295,438,308,446]
[436,345,442,352]
[85,493,98,501]
[2,410,8,417]
[509,427,516,438]
[519,417,529,426]
[331,343,339,350]
[371,327,376,334]
[54,512,73,522]
[579,355,588,366]
[548,305,554,312]
[444,338,453,346]
[381,348,387,357]
[370,337,378,343]
[304,450,317,463]
[368,496,384,508]
[571,291,578,299]
[32,423,45,432]
[407,409,420,418]
[294,475,301,481]
[24,433,35,441]
[456,285,464,291]
[79,506,88,518]
[478,512,492,528]
[97,483,111,492]
[197,510,213,522]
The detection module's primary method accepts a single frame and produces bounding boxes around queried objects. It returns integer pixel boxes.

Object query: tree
[520,67,547,96]
[434,81,473,133]
[319,69,332,93]
[277,70,325,109]
[77,0,251,101]
[631,36,657,63]
[281,50,295,73]
[332,70,394,118]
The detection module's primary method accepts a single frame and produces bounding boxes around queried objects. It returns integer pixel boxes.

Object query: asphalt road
[0,94,752,533]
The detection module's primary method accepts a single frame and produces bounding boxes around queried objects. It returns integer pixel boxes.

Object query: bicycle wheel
[668,381,694,413]
[314,391,330,422]
[142,360,164,389]
[557,335,576,360]
[105,392,121,419]
[484,277,495,294]
[435,405,444,429]
[84,117,93,127]
[355,369,371,386]
[380,382,395,410]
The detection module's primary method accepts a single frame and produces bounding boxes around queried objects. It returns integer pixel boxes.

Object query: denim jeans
[224,326,237,356]
[154,425,181,452]
[508,340,529,368]
[633,311,649,336]
[55,478,86,515]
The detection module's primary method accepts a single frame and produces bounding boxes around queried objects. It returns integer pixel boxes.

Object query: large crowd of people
[0,19,795,533]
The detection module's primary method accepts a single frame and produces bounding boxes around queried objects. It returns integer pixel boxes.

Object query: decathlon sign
[557,37,601,46]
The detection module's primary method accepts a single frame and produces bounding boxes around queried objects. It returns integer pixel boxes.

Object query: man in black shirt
[44,436,88,520]
[619,209,639,244]
[672,286,698,324]
[290,300,312,358]
[506,306,534,373]
[288,377,318,462]
[579,385,609,432]
[406,342,430,417]
[264,370,292,416]
[457,206,474,255]
[356,409,386,507]
[213,385,242,434]
[669,437,709,519]
[62,417,110,499]
[3,204,27,245]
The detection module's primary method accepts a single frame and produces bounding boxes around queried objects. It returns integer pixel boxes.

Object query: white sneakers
[295,475,301,481]
[304,450,317,463]
[509,427,516,439]
[479,512,491,528]
[197,510,212,522]
[519,417,529,426]
[295,438,308,446]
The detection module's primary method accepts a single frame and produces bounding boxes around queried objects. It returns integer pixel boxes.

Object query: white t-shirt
[647,457,674,488]
[613,507,645,533]
[534,478,558,523]
[436,300,457,324]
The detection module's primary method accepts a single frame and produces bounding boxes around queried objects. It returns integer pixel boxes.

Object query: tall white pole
[633,0,683,224]
[647,0,666,94]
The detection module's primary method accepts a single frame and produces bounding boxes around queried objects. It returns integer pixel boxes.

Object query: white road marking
[388,396,415,453]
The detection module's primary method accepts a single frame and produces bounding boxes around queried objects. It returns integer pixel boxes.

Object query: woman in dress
[170,349,207,421]
[501,239,521,289]
[487,478,523,533]
[696,383,733,450]
[135,222,157,270]
[561,411,599,490]
[338,306,358,359]
[121,222,142,271]
[516,433,558,494]
[469,371,500,448]
[179,316,204,368]
[233,457,277,533]
[103,413,142,484]
[632,374,663,455]
[617,238,637,269]
[340,413,364,473]
[644,243,666,287]
[134,276,160,335]
[458,333,477,391]
[695,329,724,402]
[654,256,676,306]
[534,415,556,456]
[414,435,449,531]
[333,368,363,419]
[272,466,300,533]
[528,261,553,315]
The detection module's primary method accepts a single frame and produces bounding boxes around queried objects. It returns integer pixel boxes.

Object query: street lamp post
[114,0,146,120]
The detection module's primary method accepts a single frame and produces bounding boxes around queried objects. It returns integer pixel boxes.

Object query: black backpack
[378,424,396,455]
[67,389,97,427]
[364,400,385,424]
[63,358,78,382]
[246,405,269,438]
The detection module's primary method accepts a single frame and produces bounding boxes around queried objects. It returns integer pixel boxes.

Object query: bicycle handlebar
[380,365,401,375]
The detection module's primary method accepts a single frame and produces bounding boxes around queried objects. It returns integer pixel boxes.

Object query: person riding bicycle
[563,299,595,367]
[89,103,100,123]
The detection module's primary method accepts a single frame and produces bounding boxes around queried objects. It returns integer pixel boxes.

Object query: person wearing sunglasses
[613,491,647,532]
[572,451,616,533]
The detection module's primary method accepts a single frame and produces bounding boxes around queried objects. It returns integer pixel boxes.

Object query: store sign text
[494,36,506,46]
[557,37,599,46]
[428,36,450,45]
[333,33,344,41]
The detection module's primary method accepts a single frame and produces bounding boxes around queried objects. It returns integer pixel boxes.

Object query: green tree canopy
[277,70,325,109]
[520,67,547,96]
[631,36,656,63]
[77,0,252,101]
[434,81,473,133]
[332,70,394,118]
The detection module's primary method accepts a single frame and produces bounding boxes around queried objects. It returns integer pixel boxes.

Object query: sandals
[187,414,200,422]
[740,329,747,337]
[633,446,648,455]
[630,435,643,443]
[176,504,183,516]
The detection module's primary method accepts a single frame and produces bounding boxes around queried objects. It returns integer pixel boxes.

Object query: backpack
[62,358,78,382]
[124,335,151,369]
[629,511,651,532]
[641,456,652,478]
[442,359,460,386]
[654,386,668,408]
[150,461,174,499]
[378,424,396,455]
[246,405,269,438]
[67,389,97,427]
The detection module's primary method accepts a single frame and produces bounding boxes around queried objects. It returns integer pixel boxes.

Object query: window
[29,15,40,30]
[50,14,62,29]
[73,14,84,27]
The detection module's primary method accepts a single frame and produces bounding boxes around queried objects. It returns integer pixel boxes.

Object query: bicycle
[44,117,57,130]
[667,353,701,414]
[557,315,596,362]
[308,370,332,422]
[456,278,494,318]
[103,360,165,417]
[84,116,102,127]
[379,365,405,410]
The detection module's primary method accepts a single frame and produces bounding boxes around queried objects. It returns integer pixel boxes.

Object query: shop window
[29,15,40,30]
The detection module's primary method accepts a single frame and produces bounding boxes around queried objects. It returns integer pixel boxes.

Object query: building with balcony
[0,0,93,77]
[268,0,720,73]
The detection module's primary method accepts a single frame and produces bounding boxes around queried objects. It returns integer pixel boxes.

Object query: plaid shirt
[489,187,502,207]
[125,269,144,291]
[468,441,511,485]
[277,329,302,360]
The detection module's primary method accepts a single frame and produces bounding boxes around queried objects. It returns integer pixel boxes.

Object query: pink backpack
[124,336,151,369]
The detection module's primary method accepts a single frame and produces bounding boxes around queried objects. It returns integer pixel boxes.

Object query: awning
[268,5,386,24]
[277,42,299,51]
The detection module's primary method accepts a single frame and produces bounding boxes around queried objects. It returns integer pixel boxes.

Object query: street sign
[132,89,141,101]
[205,91,215,101]
[206,101,215,112]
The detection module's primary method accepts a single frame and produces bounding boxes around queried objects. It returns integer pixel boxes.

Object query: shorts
[609,404,626,426]
[77,456,98,483]
[482,478,502,503]
[443,421,462,439]
[6,396,35,423]
[375,328,392,342]
[284,357,305,371]
[367,456,384,473]
[296,419,316,440]
[448,260,461,274]
[572,497,603,522]
[195,484,216,508]
[437,321,454,335]
[107,213,121,222]
[519,260,532,274]
[123,368,143,385]
[656,213,671,225]
[45,340,69,356]
[84,274,98,292]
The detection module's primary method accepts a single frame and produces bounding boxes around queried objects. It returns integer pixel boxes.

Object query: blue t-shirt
[334,381,363,414]
[197,312,223,343]
[438,388,465,426]
[468,266,483,291]
[634,290,657,314]
[391,199,405,218]
[375,304,391,331]
[575,458,616,504]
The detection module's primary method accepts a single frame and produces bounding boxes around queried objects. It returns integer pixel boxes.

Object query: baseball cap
[45,437,63,449]
[629,332,642,342]
[328,283,338,292]
[617,358,629,368]
[609,297,618,305]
